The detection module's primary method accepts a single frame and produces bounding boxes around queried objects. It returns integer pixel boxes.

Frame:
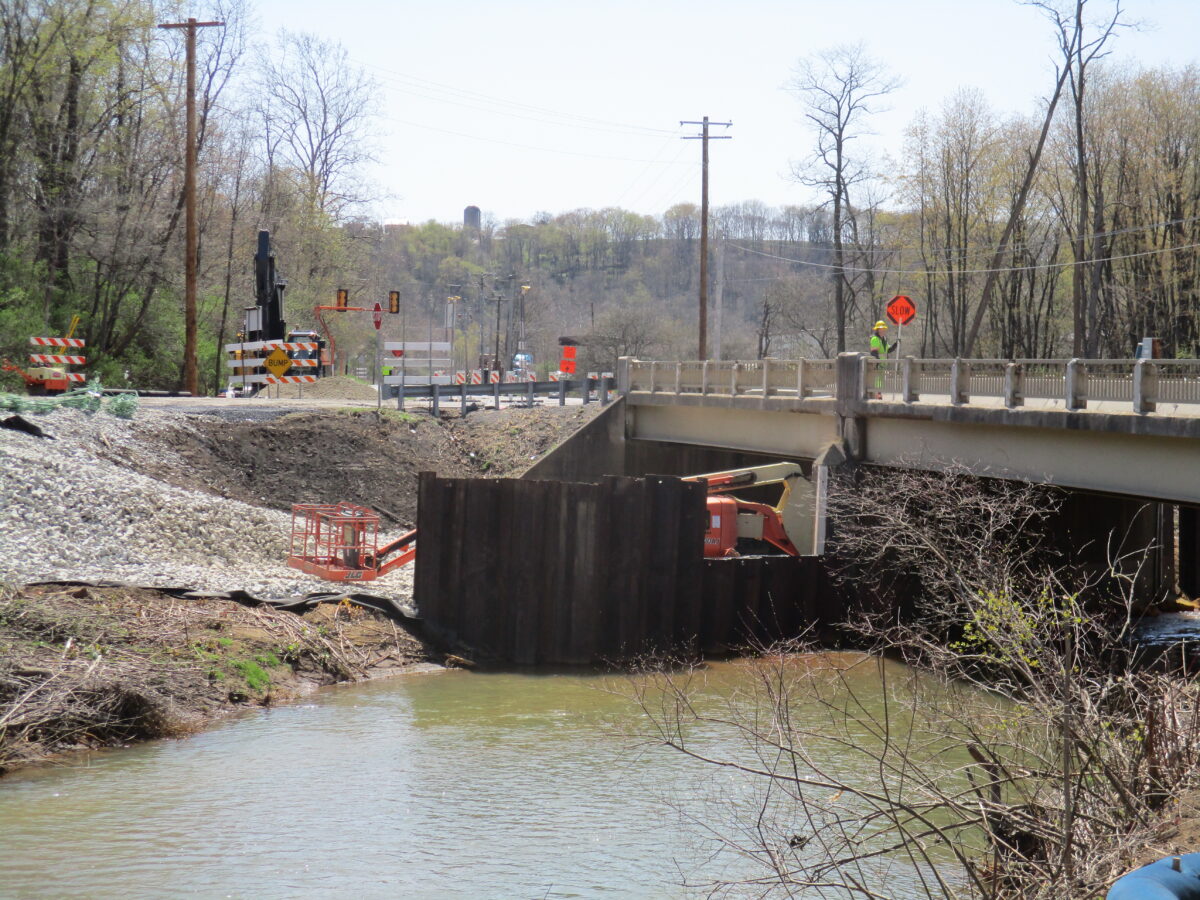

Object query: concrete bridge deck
[616,356,1200,506]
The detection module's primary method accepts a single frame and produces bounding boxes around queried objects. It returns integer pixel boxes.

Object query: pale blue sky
[243,0,1200,225]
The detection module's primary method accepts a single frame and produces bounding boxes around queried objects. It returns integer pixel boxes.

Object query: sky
[241,0,1200,227]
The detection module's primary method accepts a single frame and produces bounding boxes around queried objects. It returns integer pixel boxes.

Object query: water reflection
[0,657,929,898]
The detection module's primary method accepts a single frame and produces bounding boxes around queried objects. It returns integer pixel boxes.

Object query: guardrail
[396,376,614,414]
[624,358,837,399]
[863,358,1200,412]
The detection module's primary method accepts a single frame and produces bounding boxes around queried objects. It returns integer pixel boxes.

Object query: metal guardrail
[623,357,1200,414]
[396,377,614,413]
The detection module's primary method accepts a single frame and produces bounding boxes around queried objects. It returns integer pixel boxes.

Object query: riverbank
[0,396,600,775]
[0,582,441,776]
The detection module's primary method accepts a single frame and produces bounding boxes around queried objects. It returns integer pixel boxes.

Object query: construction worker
[868,320,898,399]
[869,320,898,360]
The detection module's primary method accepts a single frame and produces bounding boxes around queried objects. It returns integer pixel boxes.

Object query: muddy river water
[0,657,929,898]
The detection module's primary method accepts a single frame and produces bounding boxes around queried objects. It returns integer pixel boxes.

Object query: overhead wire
[724,210,1200,265]
[615,138,691,211]
[730,238,1200,277]
[882,212,1200,263]
[363,61,677,139]
[377,114,691,164]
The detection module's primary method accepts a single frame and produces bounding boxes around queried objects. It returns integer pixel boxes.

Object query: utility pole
[159,17,223,397]
[477,273,493,371]
[681,116,731,360]
[493,287,503,379]
[713,238,725,360]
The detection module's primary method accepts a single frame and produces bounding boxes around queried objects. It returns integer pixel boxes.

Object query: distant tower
[464,205,481,231]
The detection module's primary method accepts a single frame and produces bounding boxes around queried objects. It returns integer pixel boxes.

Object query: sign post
[374,302,383,412]
[264,347,291,400]
[885,295,917,397]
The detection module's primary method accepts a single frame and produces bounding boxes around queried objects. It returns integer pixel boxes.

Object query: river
[0,655,933,898]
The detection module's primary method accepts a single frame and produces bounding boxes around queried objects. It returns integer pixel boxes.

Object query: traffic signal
[389,290,400,314]
[335,288,348,308]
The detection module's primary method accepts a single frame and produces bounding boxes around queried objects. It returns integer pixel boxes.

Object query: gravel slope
[0,408,413,600]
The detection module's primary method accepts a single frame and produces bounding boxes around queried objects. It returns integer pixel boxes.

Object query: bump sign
[886,295,917,326]
[264,347,292,376]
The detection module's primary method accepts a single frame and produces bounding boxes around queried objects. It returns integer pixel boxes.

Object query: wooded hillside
[2,0,1197,392]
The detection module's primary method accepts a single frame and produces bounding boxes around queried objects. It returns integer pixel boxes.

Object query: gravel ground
[0,407,414,601]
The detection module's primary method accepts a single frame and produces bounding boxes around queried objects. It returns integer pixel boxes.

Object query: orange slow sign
[886,295,917,326]
[560,359,577,374]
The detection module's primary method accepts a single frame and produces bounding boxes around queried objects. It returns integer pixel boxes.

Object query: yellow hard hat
[873,320,888,330]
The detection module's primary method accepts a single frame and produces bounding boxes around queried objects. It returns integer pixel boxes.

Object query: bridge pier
[1181,507,1200,600]
[835,352,868,461]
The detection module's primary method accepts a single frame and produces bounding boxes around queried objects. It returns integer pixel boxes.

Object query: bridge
[614,355,1200,506]
[522,354,1200,604]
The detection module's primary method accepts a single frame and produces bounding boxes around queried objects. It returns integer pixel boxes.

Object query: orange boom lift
[684,462,809,558]
[287,503,417,582]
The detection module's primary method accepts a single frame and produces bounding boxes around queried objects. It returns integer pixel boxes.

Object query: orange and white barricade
[29,337,87,383]
[265,375,317,384]
[223,339,321,387]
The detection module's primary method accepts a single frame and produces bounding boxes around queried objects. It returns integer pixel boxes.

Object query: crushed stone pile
[0,408,412,601]
[267,374,378,402]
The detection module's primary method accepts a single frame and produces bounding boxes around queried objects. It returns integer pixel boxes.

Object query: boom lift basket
[288,502,381,582]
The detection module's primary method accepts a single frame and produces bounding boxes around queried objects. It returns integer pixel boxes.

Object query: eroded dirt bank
[0,582,443,776]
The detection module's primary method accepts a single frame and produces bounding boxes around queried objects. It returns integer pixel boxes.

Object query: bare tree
[625,468,1197,898]
[1026,0,1128,357]
[255,30,378,219]
[790,43,898,354]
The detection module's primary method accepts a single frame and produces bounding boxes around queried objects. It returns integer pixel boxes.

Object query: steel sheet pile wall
[699,555,835,654]
[415,472,710,664]
[416,472,836,664]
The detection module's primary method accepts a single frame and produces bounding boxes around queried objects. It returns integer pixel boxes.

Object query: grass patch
[230,659,271,692]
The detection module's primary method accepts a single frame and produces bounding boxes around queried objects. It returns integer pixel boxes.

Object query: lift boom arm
[684,462,809,558]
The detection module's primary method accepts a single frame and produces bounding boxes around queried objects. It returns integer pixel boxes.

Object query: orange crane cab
[684,462,811,558]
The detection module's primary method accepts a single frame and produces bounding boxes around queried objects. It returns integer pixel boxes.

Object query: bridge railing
[1155,360,1200,405]
[625,358,837,399]
[861,357,1200,411]
[624,356,1200,414]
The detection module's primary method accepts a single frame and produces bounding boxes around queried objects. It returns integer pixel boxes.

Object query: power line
[616,138,691,211]
[363,61,677,138]
[379,114,693,165]
[730,238,1200,277]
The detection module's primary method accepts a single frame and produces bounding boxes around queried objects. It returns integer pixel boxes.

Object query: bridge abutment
[1049,491,1176,605]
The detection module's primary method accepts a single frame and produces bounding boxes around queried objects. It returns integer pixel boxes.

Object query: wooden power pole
[159,17,223,396]
[681,116,731,360]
